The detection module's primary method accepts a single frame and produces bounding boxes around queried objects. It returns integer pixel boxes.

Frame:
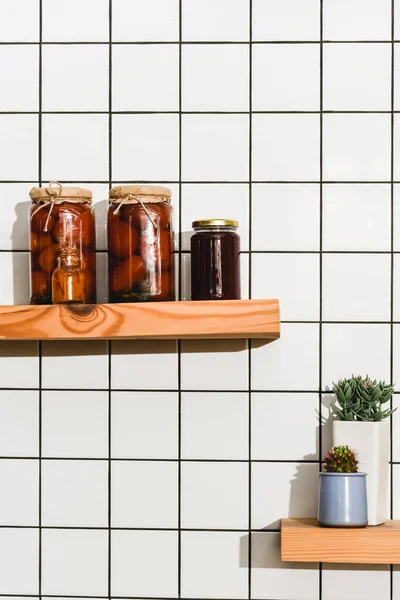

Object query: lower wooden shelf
[0,299,280,341]
[281,518,400,565]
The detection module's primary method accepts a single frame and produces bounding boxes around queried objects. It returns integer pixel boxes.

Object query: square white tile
[323,114,391,182]
[0,46,39,111]
[394,256,400,321]
[0,529,39,594]
[252,323,320,391]
[252,184,320,251]
[252,114,320,181]
[324,43,391,111]
[42,341,108,389]
[323,184,391,251]
[42,391,108,458]
[393,464,400,519]
[111,530,178,597]
[43,0,109,41]
[41,529,108,596]
[182,45,249,111]
[322,324,391,390]
[251,532,319,600]
[391,395,400,461]
[181,339,248,390]
[112,460,178,528]
[181,183,249,251]
[42,114,108,181]
[111,392,178,459]
[0,0,39,41]
[323,0,391,41]
[252,462,318,529]
[252,253,320,321]
[393,115,400,181]
[182,114,249,182]
[111,339,178,390]
[112,114,179,181]
[0,115,38,180]
[181,392,248,459]
[0,252,30,304]
[181,531,248,599]
[42,460,108,527]
[0,390,39,457]
[392,326,400,385]
[396,0,400,40]
[183,0,249,41]
[322,564,390,600]
[0,183,36,251]
[0,460,38,525]
[113,45,179,111]
[393,186,400,251]
[252,393,319,460]
[42,45,109,111]
[252,44,320,111]
[252,0,320,41]
[0,342,39,389]
[181,462,248,529]
[323,253,391,321]
[113,0,179,42]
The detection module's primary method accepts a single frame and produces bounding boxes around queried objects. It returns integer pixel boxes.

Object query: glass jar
[108,185,175,303]
[29,182,96,305]
[52,248,87,304]
[191,219,241,301]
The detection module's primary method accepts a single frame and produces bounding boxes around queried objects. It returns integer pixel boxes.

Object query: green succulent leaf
[331,375,396,422]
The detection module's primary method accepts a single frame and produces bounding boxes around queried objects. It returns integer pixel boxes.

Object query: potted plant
[331,375,395,526]
[318,445,368,528]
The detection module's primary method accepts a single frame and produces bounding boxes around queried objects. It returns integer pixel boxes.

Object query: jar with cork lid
[108,185,175,302]
[29,182,96,305]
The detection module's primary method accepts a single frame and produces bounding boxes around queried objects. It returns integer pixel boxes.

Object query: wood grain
[0,299,280,341]
[281,518,400,564]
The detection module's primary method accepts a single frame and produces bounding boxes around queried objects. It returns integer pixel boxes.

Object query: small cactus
[323,445,358,473]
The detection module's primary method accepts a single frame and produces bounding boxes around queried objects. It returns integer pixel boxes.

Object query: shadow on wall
[12,200,31,304]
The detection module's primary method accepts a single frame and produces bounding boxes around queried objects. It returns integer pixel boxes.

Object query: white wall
[0,0,398,598]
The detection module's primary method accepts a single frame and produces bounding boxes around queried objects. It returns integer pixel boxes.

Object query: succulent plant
[323,445,358,473]
[332,375,396,422]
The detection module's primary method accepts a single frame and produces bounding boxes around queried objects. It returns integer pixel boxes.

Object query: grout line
[38,0,43,596]
[178,2,183,598]
[318,0,324,595]
[248,1,253,597]
[390,0,395,596]
[3,39,400,44]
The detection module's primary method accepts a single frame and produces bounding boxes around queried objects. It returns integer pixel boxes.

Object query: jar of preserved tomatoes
[191,219,241,301]
[29,182,96,305]
[108,185,175,303]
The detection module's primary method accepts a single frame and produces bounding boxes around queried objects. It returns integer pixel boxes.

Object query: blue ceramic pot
[318,472,368,528]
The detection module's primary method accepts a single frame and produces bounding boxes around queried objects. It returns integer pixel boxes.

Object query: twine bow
[30,181,64,232]
[113,194,157,228]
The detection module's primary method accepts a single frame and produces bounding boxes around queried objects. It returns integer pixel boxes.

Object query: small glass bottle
[191,219,241,301]
[52,248,87,304]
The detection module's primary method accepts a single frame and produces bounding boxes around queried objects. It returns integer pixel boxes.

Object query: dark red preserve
[190,219,241,301]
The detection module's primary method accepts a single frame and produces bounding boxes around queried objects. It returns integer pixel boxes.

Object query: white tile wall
[0,0,397,599]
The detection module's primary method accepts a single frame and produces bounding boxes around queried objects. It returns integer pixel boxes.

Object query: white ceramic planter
[332,421,390,526]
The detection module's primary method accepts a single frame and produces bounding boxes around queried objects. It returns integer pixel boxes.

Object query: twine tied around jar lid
[29,181,93,232]
[109,185,172,229]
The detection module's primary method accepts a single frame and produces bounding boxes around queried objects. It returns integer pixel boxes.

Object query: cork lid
[109,185,172,203]
[30,182,92,203]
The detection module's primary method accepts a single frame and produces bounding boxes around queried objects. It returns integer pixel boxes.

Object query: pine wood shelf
[281,518,400,565]
[0,299,280,341]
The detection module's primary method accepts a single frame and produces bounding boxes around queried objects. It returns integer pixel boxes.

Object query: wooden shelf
[281,518,400,565]
[0,299,280,341]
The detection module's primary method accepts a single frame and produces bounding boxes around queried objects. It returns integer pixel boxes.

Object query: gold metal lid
[192,219,239,228]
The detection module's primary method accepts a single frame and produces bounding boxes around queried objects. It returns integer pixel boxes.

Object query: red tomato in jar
[109,255,145,293]
[38,244,59,273]
[31,270,49,295]
[108,217,139,258]
[30,231,52,253]
[52,208,94,247]
[30,207,55,233]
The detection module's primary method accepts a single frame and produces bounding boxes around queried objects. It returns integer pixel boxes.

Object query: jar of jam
[29,182,96,305]
[108,185,175,303]
[191,219,241,301]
